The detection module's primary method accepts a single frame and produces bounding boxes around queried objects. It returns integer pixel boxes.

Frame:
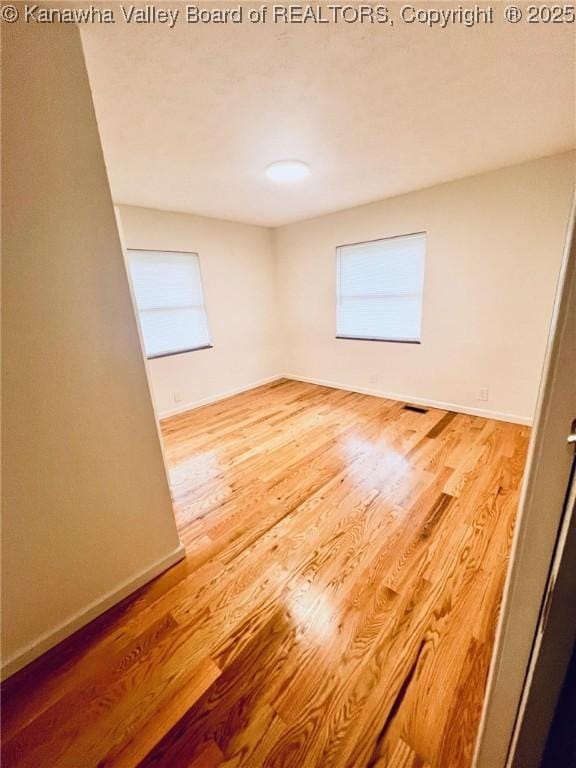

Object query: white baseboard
[157,372,533,425]
[1,542,186,681]
[157,375,284,420]
[283,374,533,426]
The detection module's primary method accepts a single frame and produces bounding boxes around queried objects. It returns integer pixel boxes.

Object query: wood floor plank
[138,608,294,767]
[1,380,528,768]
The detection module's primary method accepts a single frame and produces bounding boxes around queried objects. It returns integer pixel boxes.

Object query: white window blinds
[336,233,425,343]
[126,249,211,359]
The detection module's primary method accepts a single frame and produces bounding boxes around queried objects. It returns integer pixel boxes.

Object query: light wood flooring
[1,380,529,767]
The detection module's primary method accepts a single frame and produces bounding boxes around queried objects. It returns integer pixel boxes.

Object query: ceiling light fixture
[265,160,310,183]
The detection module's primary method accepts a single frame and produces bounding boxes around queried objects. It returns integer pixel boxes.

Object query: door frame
[511,460,575,766]
[474,197,576,767]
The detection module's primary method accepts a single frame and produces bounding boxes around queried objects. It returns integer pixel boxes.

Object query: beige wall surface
[117,205,279,417]
[1,20,183,677]
[274,153,575,423]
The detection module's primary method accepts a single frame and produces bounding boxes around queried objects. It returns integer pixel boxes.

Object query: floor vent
[403,404,428,414]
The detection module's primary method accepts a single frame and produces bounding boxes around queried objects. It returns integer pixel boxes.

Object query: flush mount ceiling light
[265,160,310,183]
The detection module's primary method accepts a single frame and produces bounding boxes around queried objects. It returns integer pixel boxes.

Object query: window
[126,249,211,359]
[336,232,425,343]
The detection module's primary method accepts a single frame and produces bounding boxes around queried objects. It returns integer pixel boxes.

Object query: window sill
[335,336,421,344]
[147,344,213,360]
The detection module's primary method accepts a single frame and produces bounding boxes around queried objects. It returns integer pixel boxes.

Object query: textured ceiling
[81,11,575,226]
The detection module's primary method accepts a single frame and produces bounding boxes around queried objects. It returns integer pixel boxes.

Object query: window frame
[335,231,426,345]
[126,248,213,360]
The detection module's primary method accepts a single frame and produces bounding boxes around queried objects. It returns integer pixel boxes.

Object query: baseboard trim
[157,375,284,420]
[283,374,533,426]
[1,542,186,681]
[156,374,532,425]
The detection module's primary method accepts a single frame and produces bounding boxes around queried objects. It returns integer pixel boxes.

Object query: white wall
[274,153,575,424]
[117,205,279,417]
[2,20,183,678]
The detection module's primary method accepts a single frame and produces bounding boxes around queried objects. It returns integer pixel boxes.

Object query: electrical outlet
[173,391,182,403]
[369,373,378,386]
[478,388,489,402]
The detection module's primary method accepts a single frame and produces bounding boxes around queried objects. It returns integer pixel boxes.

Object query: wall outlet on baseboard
[478,388,489,402]
[369,373,379,386]
[173,391,183,403]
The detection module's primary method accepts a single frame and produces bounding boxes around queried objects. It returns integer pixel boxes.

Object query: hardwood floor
[1,379,529,767]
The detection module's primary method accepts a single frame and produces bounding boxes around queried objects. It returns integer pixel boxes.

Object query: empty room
[2,3,576,768]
